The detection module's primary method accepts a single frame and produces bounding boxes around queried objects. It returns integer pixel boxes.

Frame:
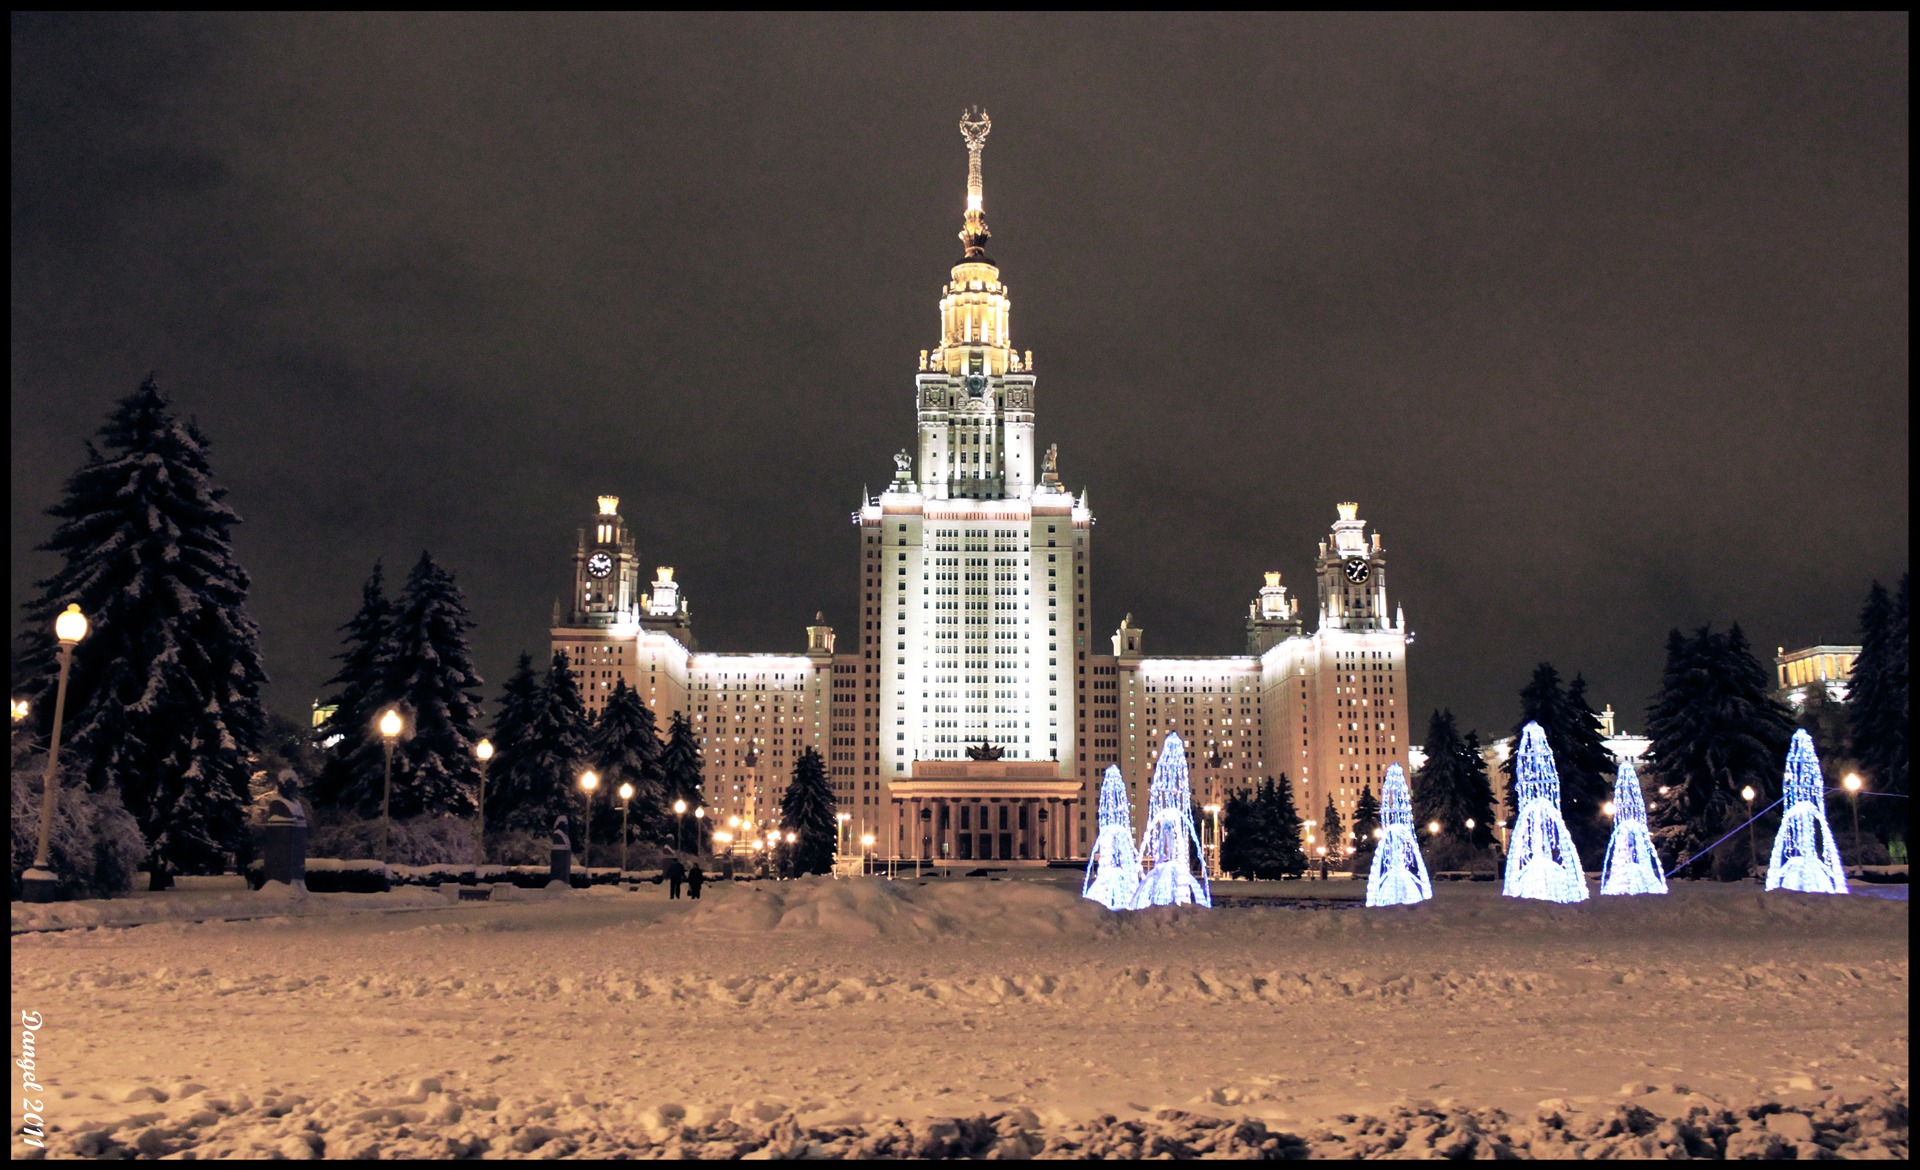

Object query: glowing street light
[1842,772,1864,845]
[579,770,600,873]
[1427,819,1441,836]
[673,798,688,854]
[473,738,494,865]
[378,707,403,870]
[10,698,28,723]
[1602,801,1616,817]
[1742,785,1758,876]
[1203,803,1222,879]
[617,781,635,874]
[23,604,88,903]
[836,811,851,861]
[860,832,875,874]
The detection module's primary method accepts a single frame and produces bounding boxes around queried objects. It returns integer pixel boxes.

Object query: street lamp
[23,604,88,903]
[617,782,634,874]
[673,798,688,854]
[378,707,403,869]
[579,770,600,874]
[860,832,875,875]
[1842,773,1864,847]
[836,811,851,861]
[1203,804,1222,879]
[694,806,705,854]
[1601,801,1615,818]
[1741,785,1757,877]
[10,698,28,724]
[473,738,494,866]
[1427,819,1441,836]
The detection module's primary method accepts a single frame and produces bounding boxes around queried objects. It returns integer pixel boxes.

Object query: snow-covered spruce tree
[1459,731,1497,850]
[1320,794,1345,861]
[592,678,666,845]
[483,653,545,833]
[383,551,483,819]
[779,747,837,875]
[1245,774,1306,878]
[659,709,705,810]
[1642,626,1798,878]
[520,651,593,839]
[17,377,265,875]
[1411,709,1473,842]
[1218,787,1255,879]
[313,563,399,815]
[1848,576,1909,842]
[1348,781,1381,869]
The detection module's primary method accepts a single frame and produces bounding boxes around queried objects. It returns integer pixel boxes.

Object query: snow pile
[677,876,1105,939]
[25,1079,1906,1159]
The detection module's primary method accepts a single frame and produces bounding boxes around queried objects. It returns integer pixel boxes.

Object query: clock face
[587,551,613,579]
[964,373,988,397]
[1343,557,1371,584]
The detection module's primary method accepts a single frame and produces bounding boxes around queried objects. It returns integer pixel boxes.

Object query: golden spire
[959,106,992,259]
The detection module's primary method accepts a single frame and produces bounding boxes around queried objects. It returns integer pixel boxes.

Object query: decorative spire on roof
[959,106,992,259]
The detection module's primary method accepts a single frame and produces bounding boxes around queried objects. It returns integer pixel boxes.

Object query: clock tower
[1316,502,1392,632]
[569,494,640,628]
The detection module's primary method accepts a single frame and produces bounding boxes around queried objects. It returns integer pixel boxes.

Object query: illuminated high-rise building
[550,110,1413,862]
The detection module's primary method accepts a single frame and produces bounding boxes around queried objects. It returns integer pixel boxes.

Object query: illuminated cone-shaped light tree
[1365,764,1433,907]
[1599,758,1667,896]
[1502,722,1590,902]
[1082,766,1143,909]
[1765,729,1848,894]
[1129,734,1212,908]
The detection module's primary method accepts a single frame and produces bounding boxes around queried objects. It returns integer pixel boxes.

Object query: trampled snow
[11,873,1908,1158]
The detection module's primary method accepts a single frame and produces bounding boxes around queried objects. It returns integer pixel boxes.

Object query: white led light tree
[1365,763,1432,907]
[1129,734,1212,909]
[1501,721,1590,903]
[1765,729,1848,894]
[1599,758,1667,896]
[1082,766,1143,910]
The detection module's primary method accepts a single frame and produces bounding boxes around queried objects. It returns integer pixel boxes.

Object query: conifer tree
[18,377,265,874]
[593,678,666,844]
[314,563,399,814]
[489,651,591,835]
[1241,774,1307,878]
[383,552,484,818]
[659,709,705,809]
[1501,664,1610,861]
[1351,782,1381,851]
[483,653,545,833]
[1412,709,1472,840]
[1219,787,1255,878]
[1459,730,1497,850]
[1321,794,1345,860]
[1642,626,1798,876]
[778,747,837,875]
[1848,576,1909,840]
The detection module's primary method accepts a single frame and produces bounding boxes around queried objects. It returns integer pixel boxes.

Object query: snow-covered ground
[11,875,1907,1158]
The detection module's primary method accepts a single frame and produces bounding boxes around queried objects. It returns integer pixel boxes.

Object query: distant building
[1775,645,1859,708]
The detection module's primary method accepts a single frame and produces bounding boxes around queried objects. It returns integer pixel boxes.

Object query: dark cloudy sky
[11,13,1909,739]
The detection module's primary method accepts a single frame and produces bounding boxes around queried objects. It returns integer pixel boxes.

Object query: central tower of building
[854,108,1090,862]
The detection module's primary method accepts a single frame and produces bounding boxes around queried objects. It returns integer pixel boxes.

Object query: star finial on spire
[959,106,992,259]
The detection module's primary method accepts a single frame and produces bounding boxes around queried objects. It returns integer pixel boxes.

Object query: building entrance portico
[890,760,1081,863]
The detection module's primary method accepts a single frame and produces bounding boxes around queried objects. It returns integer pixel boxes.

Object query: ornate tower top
[959,106,992,259]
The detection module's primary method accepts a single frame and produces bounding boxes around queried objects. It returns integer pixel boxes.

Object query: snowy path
[11,877,1907,1158]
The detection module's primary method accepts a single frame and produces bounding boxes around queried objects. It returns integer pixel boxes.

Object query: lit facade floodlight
[54,604,89,645]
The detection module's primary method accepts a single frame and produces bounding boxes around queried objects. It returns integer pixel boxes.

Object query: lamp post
[1602,801,1615,818]
[836,811,851,866]
[1741,785,1757,877]
[473,738,493,866]
[1843,773,1864,847]
[1428,820,1441,837]
[23,604,88,903]
[378,707,403,869]
[1203,804,1222,879]
[578,770,600,874]
[618,782,634,874]
[694,806,705,855]
[860,833,875,875]
[673,798,688,854]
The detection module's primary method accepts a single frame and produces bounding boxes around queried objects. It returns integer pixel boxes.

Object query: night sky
[11,13,1908,740]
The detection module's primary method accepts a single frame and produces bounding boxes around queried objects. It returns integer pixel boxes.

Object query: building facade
[550,111,1413,861]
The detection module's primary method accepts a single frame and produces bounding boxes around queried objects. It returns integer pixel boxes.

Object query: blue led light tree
[1365,763,1432,907]
[1501,722,1590,902]
[1765,729,1848,894]
[1129,734,1212,909]
[1082,766,1143,910]
[1599,758,1666,896]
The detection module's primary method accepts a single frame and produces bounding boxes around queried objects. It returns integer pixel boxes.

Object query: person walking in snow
[665,855,685,900]
[687,863,705,899]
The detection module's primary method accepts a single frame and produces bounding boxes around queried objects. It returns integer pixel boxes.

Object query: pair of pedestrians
[664,857,705,899]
